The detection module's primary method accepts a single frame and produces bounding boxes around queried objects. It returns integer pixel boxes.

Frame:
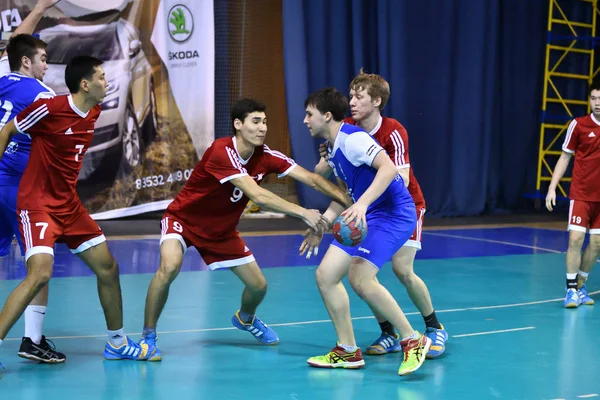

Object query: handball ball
[332,216,367,247]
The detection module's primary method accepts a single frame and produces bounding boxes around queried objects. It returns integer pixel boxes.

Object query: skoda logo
[168,4,194,43]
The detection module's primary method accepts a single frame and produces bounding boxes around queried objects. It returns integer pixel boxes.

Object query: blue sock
[143,327,156,337]
[239,311,254,324]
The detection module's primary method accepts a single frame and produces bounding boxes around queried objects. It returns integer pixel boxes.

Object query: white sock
[337,342,358,353]
[578,270,589,279]
[24,305,46,344]
[567,273,578,280]
[401,331,420,342]
[108,328,127,347]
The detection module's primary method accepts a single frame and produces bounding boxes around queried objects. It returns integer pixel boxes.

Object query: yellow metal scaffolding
[536,0,600,200]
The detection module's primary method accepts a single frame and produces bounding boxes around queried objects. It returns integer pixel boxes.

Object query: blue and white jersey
[0,56,55,186]
[328,123,413,214]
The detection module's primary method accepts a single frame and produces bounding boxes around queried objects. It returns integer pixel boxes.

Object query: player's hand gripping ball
[332,215,367,247]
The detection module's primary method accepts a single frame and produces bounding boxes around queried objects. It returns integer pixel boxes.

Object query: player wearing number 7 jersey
[139,98,351,360]
[0,56,157,368]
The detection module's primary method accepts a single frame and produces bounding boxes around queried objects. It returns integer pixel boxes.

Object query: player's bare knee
[394,267,416,286]
[96,257,120,283]
[347,268,376,299]
[27,265,53,288]
[247,275,267,294]
[569,231,585,251]
[315,265,336,291]
[26,255,53,287]
[348,275,371,299]
[588,235,600,252]
[157,258,182,283]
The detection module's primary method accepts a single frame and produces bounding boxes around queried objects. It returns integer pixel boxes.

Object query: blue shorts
[330,205,416,269]
[0,184,24,257]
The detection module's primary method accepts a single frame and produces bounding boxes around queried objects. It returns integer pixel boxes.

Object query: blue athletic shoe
[103,335,156,360]
[365,332,401,355]
[140,332,162,361]
[564,288,582,308]
[231,311,279,345]
[578,285,594,305]
[425,325,448,358]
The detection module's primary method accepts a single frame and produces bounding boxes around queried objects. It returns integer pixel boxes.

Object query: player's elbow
[306,173,322,190]
[246,187,271,208]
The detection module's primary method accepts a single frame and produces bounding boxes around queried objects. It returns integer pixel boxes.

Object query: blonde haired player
[314,70,448,358]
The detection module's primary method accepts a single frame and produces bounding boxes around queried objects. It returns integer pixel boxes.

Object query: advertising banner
[0,0,214,219]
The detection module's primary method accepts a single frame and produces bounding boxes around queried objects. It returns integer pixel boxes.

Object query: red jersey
[563,114,600,201]
[344,116,426,208]
[167,136,296,239]
[14,95,101,213]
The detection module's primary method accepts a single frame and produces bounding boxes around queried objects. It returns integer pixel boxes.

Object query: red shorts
[568,200,600,234]
[404,207,426,250]
[18,205,106,261]
[160,213,254,270]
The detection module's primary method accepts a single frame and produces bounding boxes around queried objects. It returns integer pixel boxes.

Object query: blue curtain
[283,0,549,216]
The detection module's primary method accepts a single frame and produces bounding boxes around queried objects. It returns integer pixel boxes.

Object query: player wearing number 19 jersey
[546,82,600,308]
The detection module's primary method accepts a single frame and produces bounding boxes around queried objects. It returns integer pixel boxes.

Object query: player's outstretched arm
[546,151,573,212]
[0,119,18,161]
[14,0,59,36]
[286,165,351,208]
[2,0,60,57]
[230,174,326,231]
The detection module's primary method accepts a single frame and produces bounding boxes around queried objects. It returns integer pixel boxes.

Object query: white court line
[422,231,563,254]
[4,291,598,342]
[452,326,535,338]
[578,395,600,399]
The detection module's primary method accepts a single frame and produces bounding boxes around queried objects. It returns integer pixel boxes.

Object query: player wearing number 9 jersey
[139,98,351,360]
[0,56,157,367]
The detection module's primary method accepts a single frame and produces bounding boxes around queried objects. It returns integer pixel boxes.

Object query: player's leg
[392,246,447,358]
[229,260,280,344]
[576,202,600,304]
[307,244,364,369]
[230,261,267,322]
[565,200,588,307]
[353,211,430,375]
[141,232,186,361]
[347,256,430,376]
[0,210,65,364]
[0,185,15,257]
[144,239,185,328]
[199,233,278,344]
[0,184,54,357]
[365,245,441,356]
[66,208,155,361]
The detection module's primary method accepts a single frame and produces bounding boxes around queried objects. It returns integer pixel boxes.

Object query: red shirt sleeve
[385,121,410,168]
[263,145,297,177]
[14,98,52,137]
[204,141,249,183]
[562,119,579,153]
